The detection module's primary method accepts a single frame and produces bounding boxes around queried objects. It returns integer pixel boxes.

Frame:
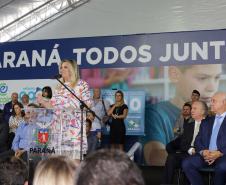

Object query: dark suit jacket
[3,101,13,124]
[195,115,226,155]
[0,122,9,153]
[180,121,195,153]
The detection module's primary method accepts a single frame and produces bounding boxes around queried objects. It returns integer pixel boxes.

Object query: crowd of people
[162,90,226,185]
[0,59,226,185]
[0,149,144,185]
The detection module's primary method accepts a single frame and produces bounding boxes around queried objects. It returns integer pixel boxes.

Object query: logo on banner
[127,118,141,130]
[0,83,8,94]
[37,129,49,144]
[0,83,10,108]
[29,128,55,155]
[19,87,41,102]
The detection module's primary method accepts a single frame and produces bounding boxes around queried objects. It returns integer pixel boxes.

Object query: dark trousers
[166,136,182,154]
[87,132,98,155]
[182,154,226,185]
[162,152,189,184]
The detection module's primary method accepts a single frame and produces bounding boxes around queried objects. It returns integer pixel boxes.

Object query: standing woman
[38,59,92,159]
[107,90,128,150]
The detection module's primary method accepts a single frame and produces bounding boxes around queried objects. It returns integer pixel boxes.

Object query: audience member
[21,94,30,109]
[86,118,93,155]
[33,156,79,185]
[190,89,200,104]
[0,115,9,153]
[75,149,145,185]
[174,103,193,135]
[42,86,52,100]
[86,111,101,154]
[166,102,193,154]
[182,92,226,185]
[162,100,208,184]
[91,88,110,126]
[107,90,128,151]
[8,102,25,148]
[0,156,28,185]
[143,64,222,165]
[3,92,18,124]
[0,104,38,162]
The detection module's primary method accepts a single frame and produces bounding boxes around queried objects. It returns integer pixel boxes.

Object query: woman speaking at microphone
[37,59,92,159]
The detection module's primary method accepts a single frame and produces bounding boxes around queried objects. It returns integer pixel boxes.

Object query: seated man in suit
[162,100,208,184]
[182,92,226,185]
[3,92,18,124]
[166,102,193,154]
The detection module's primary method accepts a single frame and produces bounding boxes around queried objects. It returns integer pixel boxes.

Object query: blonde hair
[59,59,80,88]
[33,156,79,185]
[115,90,125,106]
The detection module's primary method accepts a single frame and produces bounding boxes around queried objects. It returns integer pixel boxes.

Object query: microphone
[54,74,62,79]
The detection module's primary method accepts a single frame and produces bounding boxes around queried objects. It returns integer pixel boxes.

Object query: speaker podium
[26,108,87,161]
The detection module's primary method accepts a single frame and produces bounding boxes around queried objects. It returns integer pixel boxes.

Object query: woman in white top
[8,102,25,148]
[9,102,25,133]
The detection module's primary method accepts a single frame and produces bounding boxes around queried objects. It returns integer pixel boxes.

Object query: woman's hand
[112,114,118,119]
[10,124,18,129]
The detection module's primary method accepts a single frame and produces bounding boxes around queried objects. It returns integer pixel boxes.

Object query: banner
[1,29,226,80]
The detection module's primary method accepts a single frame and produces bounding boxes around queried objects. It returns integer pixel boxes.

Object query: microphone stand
[55,76,101,161]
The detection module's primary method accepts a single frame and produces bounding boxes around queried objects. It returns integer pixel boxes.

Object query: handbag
[102,99,112,125]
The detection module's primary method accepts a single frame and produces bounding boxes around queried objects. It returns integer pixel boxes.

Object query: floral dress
[50,79,91,159]
[9,116,25,133]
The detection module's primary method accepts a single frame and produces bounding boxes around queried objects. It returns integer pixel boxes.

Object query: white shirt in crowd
[188,120,201,155]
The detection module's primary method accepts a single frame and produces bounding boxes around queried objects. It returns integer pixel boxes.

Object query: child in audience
[86,118,92,155]
[86,111,101,154]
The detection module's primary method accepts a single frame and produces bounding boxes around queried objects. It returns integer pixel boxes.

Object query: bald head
[211,92,226,114]
[11,92,18,104]
[93,88,101,99]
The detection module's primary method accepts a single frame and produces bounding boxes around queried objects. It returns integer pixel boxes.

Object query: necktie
[209,115,222,151]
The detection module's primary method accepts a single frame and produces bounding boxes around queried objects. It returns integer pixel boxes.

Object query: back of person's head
[0,157,28,185]
[33,156,79,185]
[76,149,145,185]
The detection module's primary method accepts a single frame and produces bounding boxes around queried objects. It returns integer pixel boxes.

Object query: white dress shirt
[188,120,201,155]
